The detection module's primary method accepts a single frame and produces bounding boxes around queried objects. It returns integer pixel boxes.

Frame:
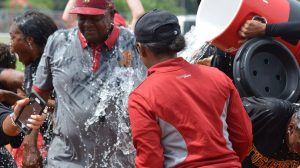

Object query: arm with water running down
[226,77,253,161]
[128,92,164,168]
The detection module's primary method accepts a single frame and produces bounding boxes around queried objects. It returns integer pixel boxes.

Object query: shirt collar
[78,26,120,50]
[147,57,189,76]
[28,57,41,69]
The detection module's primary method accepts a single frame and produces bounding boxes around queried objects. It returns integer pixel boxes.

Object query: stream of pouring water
[179,26,212,63]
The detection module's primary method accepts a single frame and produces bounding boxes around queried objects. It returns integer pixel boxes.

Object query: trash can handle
[252,15,267,24]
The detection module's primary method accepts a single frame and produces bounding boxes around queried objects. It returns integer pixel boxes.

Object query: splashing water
[81,66,141,167]
[189,42,212,64]
[180,24,235,78]
[84,67,136,130]
[179,26,216,64]
[179,26,207,62]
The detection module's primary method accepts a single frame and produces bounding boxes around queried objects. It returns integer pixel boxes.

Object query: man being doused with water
[31,0,145,167]
[242,97,300,167]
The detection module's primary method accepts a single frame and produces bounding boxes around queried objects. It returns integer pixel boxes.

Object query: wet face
[9,23,32,65]
[77,12,113,44]
[287,125,300,155]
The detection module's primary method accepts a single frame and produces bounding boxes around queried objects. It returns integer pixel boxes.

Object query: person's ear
[25,36,34,45]
[25,36,33,42]
[25,36,34,50]
[288,123,294,134]
[138,45,147,58]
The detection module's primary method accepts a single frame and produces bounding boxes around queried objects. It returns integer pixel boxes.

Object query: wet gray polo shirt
[33,27,145,168]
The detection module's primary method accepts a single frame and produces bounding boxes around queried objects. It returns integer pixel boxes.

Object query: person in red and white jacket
[128,9,253,168]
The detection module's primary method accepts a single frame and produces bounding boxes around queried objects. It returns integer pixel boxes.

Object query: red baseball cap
[69,0,112,15]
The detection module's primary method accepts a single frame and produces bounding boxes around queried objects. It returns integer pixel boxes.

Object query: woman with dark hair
[10,10,57,96]
[128,9,252,167]
[7,10,58,167]
[4,10,57,104]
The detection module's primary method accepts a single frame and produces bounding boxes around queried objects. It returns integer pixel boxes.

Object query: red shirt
[128,57,252,168]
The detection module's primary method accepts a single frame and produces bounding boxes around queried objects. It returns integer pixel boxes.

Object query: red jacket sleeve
[226,80,253,161]
[128,92,164,168]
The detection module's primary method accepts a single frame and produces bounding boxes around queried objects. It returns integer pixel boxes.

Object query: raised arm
[126,0,145,29]
[62,0,77,28]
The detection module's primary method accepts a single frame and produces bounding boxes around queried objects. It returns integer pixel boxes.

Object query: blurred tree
[3,0,300,12]
[4,0,185,13]
[0,1,5,8]
[140,0,185,14]
[3,0,54,10]
[52,0,69,11]
[183,0,199,14]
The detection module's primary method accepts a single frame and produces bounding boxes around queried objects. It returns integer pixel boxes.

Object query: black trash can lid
[233,37,300,102]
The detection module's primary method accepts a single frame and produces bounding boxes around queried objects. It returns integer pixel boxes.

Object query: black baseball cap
[134,9,181,43]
